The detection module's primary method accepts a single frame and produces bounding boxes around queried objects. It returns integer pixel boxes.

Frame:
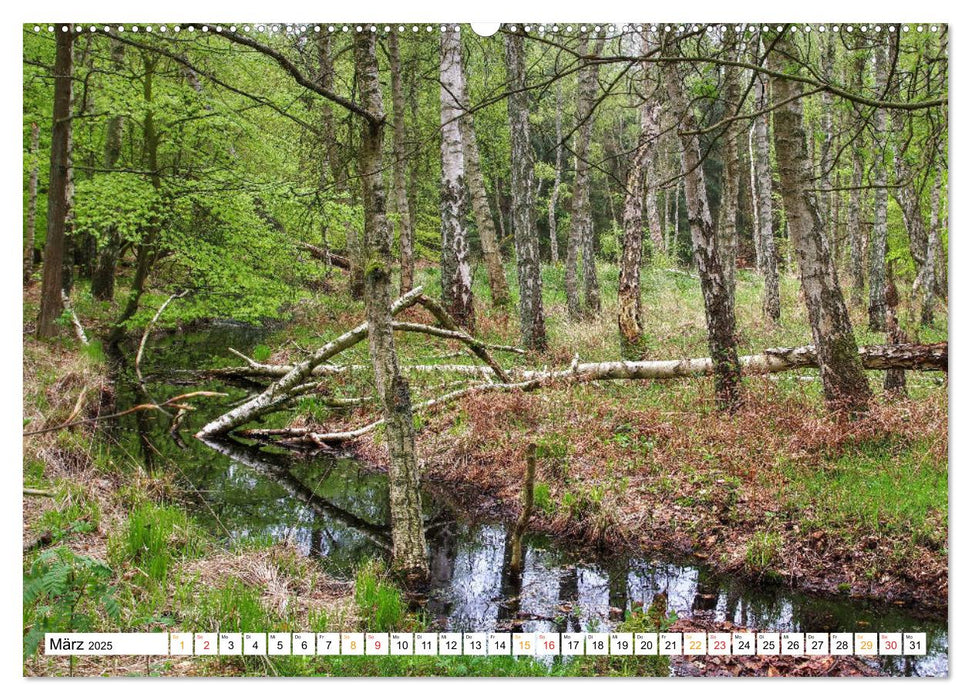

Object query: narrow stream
[109,325,948,677]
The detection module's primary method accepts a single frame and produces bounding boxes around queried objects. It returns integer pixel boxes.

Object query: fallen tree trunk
[195,286,425,438]
[298,241,352,271]
[196,342,945,441]
[202,342,947,385]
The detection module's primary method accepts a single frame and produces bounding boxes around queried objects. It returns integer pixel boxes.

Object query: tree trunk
[566,33,604,318]
[91,40,125,301]
[439,28,475,331]
[869,40,889,332]
[769,31,872,413]
[883,264,906,395]
[547,82,563,265]
[753,70,780,324]
[458,46,509,308]
[505,27,547,352]
[24,122,40,285]
[388,33,415,294]
[916,163,943,326]
[717,26,741,303]
[818,32,836,254]
[661,36,741,409]
[618,32,660,358]
[847,43,866,306]
[37,26,73,339]
[355,31,429,583]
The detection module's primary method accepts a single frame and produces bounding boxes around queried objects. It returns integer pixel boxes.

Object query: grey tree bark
[769,31,872,412]
[618,31,661,358]
[915,163,943,325]
[660,34,741,409]
[37,26,73,339]
[566,32,604,318]
[388,32,415,294]
[504,27,547,352]
[439,28,476,331]
[547,82,563,265]
[753,69,780,324]
[869,39,889,331]
[847,41,866,306]
[457,45,510,307]
[355,31,429,583]
[717,26,741,303]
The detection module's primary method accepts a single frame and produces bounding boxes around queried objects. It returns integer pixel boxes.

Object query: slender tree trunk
[748,121,762,274]
[819,32,836,254]
[769,31,872,412]
[24,122,40,285]
[869,40,889,331]
[883,263,907,395]
[505,27,547,352]
[846,44,866,306]
[618,32,660,357]
[91,41,125,301]
[355,30,428,583]
[753,71,780,324]
[717,27,741,303]
[661,36,741,409]
[548,82,563,265]
[916,164,943,325]
[566,33,603,318]
[37,27,73,339]
[439,28,475,331]
[388,33,415,294]
[457,48,509,308]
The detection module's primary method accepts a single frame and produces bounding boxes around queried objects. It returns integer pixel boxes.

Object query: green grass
[109,502,205,587]
[782,436,947,547]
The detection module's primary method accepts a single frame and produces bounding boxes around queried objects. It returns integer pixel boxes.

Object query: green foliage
[23,547,120,658]
[73,173,158,245]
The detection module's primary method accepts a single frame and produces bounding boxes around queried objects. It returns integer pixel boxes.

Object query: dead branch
[392,321,526,356]
[195,286,425,438]
[60,290,88,346]
[23,391,227,436]
[416,294,511,382]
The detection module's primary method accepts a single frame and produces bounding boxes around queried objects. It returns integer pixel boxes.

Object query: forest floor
[22,257,948,676]
[289,260,949,616]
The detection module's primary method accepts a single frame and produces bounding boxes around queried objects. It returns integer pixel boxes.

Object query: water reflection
[118,326,949,677]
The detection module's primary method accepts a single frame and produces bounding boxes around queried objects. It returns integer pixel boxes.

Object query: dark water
[110,325,948,677]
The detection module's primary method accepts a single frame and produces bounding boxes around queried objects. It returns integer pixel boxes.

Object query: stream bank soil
[351,383,947,619]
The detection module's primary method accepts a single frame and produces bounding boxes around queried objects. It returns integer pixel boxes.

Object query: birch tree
[752,67,780,323]
[566,31,604,318]
[457,43,510,307]
[717,26,741,302]
[505,26,547,352]
[547,82,564,265]
[618,30,660,357]
[869,38,889,332]
[439,27,476,330]
[388,32,415,293]
[356,30,428,582]
[768,29,872,412]
[660,32,741,408]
